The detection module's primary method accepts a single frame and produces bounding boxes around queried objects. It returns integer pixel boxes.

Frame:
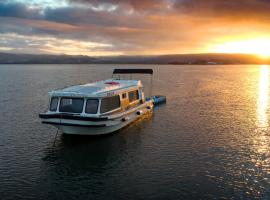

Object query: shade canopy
[113,68,153,75]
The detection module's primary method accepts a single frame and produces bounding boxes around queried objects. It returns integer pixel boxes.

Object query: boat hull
[40,101,153,135]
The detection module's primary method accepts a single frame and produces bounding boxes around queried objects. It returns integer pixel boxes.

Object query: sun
[211,38,270,59]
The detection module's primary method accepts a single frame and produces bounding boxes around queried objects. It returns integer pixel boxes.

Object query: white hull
[41,101,153,135]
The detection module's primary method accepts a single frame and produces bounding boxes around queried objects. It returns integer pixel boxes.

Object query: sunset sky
[1,0,270,57]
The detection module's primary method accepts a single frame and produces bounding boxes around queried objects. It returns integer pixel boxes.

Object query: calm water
[0,64,269,199]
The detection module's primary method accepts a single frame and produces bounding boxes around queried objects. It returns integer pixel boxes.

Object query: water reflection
[42,112,153,176]
[252,65,270,181]
[257,65,269,128]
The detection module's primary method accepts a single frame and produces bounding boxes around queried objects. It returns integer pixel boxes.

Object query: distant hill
[0,52,268,64]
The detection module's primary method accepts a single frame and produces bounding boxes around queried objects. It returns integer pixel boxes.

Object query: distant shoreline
[0,52,269,65]
[0,63,269,65]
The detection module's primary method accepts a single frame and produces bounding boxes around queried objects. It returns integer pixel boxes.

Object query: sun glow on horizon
[212,38,270,59]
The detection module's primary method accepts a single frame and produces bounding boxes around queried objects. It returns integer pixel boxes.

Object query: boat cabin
[47,79,145,116]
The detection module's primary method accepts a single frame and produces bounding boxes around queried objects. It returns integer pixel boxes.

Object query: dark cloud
[0,1,148,29]
[0,1,42,19]
[173,0,270,20]
[68,0,270,21]
[43,6,147,28]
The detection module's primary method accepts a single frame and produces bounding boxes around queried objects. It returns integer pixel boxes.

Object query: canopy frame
[112,68,153,96]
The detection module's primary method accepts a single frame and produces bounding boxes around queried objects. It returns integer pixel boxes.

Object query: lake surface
[0,64,269,199]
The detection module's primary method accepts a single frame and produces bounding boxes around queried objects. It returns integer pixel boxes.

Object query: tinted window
[50,97,58,111]
[100,96,120,113]
[85,99,99,114]
[128,90,139,102]
[59,98,84,113]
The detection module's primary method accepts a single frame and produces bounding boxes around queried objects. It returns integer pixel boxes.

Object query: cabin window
[128,90,139,103]
[85,99,99,114]
[59,98,84,113]
[50,97,58,111]
[100,95,120,113]
[122,93,127,99]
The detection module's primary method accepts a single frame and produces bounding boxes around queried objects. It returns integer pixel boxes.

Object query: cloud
[43,6,147,28]
[0,1,150,28]
[0,1,42,19]
[68,0,270,21]
[172,0,270,21]
[1,0,270,55]
[3,0,270,26]
[0,32,122,55]
[68,0,171,11]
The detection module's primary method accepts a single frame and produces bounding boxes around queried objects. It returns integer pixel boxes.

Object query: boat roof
[49,79,142,98]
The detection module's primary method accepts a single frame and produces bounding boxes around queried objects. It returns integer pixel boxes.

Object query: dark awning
[113,68,153,75]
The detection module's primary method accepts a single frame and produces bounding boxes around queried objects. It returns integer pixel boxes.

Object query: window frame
[85,98,99,114]
[100,95,121,114]
[59,97,84,114]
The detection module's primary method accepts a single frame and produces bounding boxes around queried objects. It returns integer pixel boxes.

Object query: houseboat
[39,69,154,135]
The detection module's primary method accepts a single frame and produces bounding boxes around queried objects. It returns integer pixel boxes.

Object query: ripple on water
[0,64,269,199]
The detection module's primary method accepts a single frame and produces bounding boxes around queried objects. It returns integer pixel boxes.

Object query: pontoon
[39,69,154,135]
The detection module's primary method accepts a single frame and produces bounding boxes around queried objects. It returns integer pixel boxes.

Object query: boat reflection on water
[42,112,153,175]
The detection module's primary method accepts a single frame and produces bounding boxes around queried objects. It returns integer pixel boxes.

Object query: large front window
[85,99,99,114]
[59,98,84,113]
[100,95,120,113]
[50,97,59,111]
